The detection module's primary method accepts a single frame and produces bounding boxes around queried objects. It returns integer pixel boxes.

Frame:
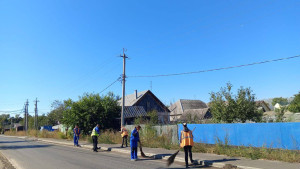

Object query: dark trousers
[92,136,98,151]
[184,146,193,167]
[121,136,128,147]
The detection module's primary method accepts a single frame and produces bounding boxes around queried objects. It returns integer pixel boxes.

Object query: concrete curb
[1,135,262,169]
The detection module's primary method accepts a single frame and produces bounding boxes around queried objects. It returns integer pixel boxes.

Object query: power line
[128,55,300,78]
[99,77,122,94]
[0,109,23,112]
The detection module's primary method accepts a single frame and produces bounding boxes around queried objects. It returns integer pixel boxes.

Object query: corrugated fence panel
[178,122,300,150]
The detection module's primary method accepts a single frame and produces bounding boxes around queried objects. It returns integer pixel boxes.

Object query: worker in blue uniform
[73,125,81,147]
[130,125,141,161]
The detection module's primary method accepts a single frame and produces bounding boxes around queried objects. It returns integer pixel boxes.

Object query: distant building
[256,101,271,112]
[169,99,211,122]
[274,103,282,110]
[119,90,170,125]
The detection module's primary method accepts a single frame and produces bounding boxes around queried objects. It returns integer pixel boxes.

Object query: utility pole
[10,118,12,131]
[120,48,128,127]
[25,99,29,131]
[23,104,26,131]
[34,98,39,130]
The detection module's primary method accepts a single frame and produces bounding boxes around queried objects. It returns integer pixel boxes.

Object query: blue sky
[1,0,299,115]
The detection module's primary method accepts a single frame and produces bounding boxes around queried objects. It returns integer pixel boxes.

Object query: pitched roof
[118,90,148,106]
[256,101,271,111]
[124,106,147,118]
[178,108,210,121]
[119,90,170,112]
[180,99,208,110]
[170,99,208,115]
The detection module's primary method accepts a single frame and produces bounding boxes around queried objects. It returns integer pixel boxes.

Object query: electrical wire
[0,109,23,113]
[128,55,300,78]
[99,77,122,94]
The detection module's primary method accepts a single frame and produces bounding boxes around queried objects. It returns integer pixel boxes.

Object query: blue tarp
[178,123,300,150]
[41,125,54,131]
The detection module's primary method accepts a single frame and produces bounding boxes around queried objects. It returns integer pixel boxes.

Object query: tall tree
[0,114,10,131]
[288,92,300,113]
[62,92,120,134]
[209,83,262,123]
[47,100,65,126]
[272,97,289,106]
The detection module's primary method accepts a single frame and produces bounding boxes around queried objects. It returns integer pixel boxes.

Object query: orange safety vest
[180,130,194,148]
[121,127,128,137]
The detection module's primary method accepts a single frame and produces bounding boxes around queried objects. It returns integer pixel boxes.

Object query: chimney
[135,90,138,99]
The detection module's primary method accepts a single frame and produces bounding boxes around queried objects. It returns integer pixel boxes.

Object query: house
[256,101,271,112]
[14,123,24,132]
[274,103,282,110]
[169,99,211,122]
[119,90,170,124]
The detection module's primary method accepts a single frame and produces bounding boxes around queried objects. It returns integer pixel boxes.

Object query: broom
[167,150,179,166]
[139,141,148,158]
[166,127,196,167]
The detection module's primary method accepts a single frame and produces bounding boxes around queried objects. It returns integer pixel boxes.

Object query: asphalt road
[0,136,214,169]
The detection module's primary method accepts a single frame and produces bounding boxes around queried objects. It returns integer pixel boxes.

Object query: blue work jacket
[130,128,140,148]
[73,128,81,136]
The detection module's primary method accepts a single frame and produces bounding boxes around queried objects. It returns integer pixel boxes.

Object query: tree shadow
[203,158,239,166]
[0,144,53,150]
[0,141,26,144]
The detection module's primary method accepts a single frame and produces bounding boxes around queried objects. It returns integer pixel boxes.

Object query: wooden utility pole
[34,98,39,130]
[25,99,29,131]
[121,48,128,127]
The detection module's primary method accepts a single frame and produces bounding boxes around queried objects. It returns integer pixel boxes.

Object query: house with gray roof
[169,99,211,122]
[119,90,170,125]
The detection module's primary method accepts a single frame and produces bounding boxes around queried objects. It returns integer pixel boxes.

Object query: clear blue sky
[1,0,299,115]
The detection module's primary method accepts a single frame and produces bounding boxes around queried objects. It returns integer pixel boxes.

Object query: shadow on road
[0,144,53,150]
[203,158,239,166]
[0,141,26,144]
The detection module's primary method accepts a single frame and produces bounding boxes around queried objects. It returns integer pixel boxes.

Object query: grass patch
[94,126,300,163]
[5,130,77,141]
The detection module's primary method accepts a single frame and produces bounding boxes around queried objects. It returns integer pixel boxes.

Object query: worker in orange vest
[120,125,128,148]
[180,123,194,168]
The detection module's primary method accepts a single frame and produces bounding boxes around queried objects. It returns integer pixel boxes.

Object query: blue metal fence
[178,122,300,150]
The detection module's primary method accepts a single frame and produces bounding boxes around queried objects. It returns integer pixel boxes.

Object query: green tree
[38,114,49,127]
[288,92,300,113]
[0,114,10,132]
[62,92,120,134]
[275,106,286,122]
[272,97,289,106]
[47,100,65,126]
[148,110,158,125]
[209,83,262,123]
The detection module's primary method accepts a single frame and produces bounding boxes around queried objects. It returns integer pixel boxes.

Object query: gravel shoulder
[0,151,15,169]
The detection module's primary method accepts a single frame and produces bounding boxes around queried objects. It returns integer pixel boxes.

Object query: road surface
[0,136,215,169]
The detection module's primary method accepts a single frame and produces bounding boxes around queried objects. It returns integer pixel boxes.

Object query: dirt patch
[223,164,243,169]
[0,151,16,169]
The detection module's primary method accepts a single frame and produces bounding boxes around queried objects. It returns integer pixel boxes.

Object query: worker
[180,123,194,168]
[91,124,100,152]
[120,125,128,148]
[73,125,81,147]
[130,125,141,161]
